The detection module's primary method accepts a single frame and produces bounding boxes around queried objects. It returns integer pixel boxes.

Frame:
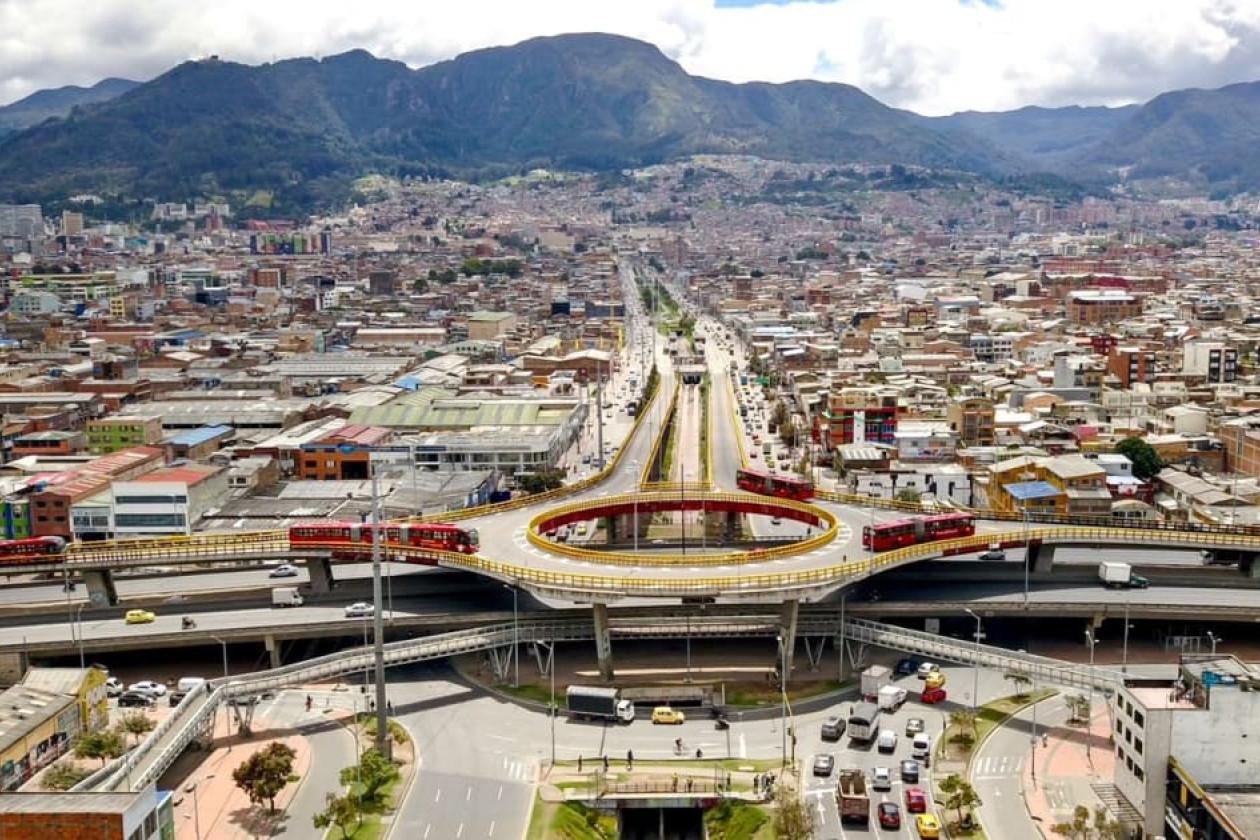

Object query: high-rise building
[1108,345,1156,388]
[61,210,84,236]
[0,204,43,238]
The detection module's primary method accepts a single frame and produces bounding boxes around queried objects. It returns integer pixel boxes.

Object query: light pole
[1021,500,1030,606]
[75,603,87,669]
[549,634,556,767]
[505,583,519,687]
[629,460,641,551]
[1207,631,1221,655]
[1122,601,1131,673]
[777,633,788,768]
[210,635,228,737]
[189,777,205,840]
[965,608,982,714]
[1084,629,1097,762]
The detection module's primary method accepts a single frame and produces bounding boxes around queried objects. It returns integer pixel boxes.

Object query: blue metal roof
[1006,480,1062,501]
[163,425,233,447]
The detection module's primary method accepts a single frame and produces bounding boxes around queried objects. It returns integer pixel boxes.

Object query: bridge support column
[593,603,614,682]
[306,557,334,594]
[82,570,117,607]
[264,634,282,669]
[0,650,27,685]
[724,511,740,541]
[606,515,619,543]
[1028,543,1055,574]
[778,599,799,678]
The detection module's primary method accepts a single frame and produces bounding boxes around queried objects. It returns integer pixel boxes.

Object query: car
[905,787,928,813]
[269,564,299,578]
[916,662,940,679]
[750,451,758,459]
[169,690,187,707]
[978,548,1007,562]
[812,754,835,777]
[877,729,898,753]
[344,602,374,618]
[770,517,783,525]
[105,677,124,697]
[128,680,167,697]
[820,716,846,741]
[871,766,892,791]
[906,717,926,736]
[916,814,942,839]
[651,706,685,725]
[925,672,947,690]
[124,609,156,625]
[878,801,902,829]
[922,687,948,705]
[901,759,920,784]
[895,657,921,677]
[118,691,155,708]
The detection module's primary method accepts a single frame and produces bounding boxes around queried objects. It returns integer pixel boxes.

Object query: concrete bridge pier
[83,570,118,607]
[306,557,335,593]
[606,515,619,543]
[723,511,740,541]
[1027,542,1055,574]
[593,603,614,681]
[264,634,283,668]
[778,599,799,678]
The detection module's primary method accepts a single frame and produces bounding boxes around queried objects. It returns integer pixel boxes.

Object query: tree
[42,762,91,791]
[1115,437,1165,481]
[1051,804,1123,840]
[74,728,126,767]
[949,708,979,737]
[1004,669,1033,698]
[1066,693,1091,724]
[232,742,298,814]
[770,786,815,840]
[939,773,982,828]
[120,712,155,745]
[517,469,565,495]
[896,488,922,504]
[340,748,399,809]
[313,791,362,838]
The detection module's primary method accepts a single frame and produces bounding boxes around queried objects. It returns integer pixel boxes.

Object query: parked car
[128,680,167,697]
[812,754,835,777]
[878,801,902,829]
[105,677,124,697]
[269,564,299,578]
[901,759,921,784]
[344,602,374,618]
[118,691,155,708]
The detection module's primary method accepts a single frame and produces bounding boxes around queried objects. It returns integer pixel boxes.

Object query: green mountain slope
[0,77,138,137]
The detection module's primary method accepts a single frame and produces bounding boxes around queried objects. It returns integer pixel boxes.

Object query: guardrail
[726,374,749,471]
[640,380,680,488]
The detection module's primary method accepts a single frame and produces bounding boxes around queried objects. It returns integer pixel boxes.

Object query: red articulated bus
[0,536,66,565]
[735,468,815,502]
[289,521,480,559]
[862,512,976,552]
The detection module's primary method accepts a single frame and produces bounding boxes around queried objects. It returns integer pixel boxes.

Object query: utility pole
[369,459,390,760]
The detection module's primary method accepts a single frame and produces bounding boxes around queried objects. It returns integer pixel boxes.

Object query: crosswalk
[972,754,1024,780]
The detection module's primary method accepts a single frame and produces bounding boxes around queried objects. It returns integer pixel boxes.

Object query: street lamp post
[210,635,228,736]
[1207,631,1221,655]
[75,603,87,669]
[1122,601,1131,673]
[777,633,788,768]
[549,635,556,767]
[1085,629,1097,761]
[1022,501,1030,606]
[505,583,519,688]
[965,608,982,714]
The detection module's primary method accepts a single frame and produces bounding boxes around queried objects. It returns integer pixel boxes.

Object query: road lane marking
[434,788,441,803]
[497,785,503,801]
[466,785,472,801]
[456,823,464,838]
[424,824,431,839]
[488,821,495,837]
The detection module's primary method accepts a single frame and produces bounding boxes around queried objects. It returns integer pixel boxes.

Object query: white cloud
[2,0,1260,114]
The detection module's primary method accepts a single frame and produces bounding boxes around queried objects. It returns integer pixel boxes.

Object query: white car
[872,766,892,791]
[105,677,124,697]
[128,680,167,697]
[344,602,374,618]
[269,564,299,578]
[917,662,940,679]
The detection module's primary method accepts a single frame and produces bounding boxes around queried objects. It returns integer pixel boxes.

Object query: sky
[3,0,1260,115]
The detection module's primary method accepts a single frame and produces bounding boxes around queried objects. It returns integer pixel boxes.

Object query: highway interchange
[10,262,1257,839]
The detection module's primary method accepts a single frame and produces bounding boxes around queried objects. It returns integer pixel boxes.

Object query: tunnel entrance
[618,806,704,840]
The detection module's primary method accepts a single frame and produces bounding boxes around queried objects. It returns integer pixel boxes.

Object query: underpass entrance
[619,805,703,840]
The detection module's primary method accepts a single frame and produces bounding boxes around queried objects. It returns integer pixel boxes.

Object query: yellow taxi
[915,814,941,839]
[651,706,686,725]
[124,609,156,625]
[924,671,947,690]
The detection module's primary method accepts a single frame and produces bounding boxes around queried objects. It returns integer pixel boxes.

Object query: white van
[176,677,207,693]
[912,733,931,759]
[876,729,898,753]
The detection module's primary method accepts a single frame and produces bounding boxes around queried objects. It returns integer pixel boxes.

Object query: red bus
[862,513,976,552]
[289,521,480,558]
[735,468,814,501]
[0,536,66,565]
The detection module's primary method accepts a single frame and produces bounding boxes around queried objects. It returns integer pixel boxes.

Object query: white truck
[1098,561,1150,589]
[271,586,304,608]
[861,665,892,700]
[878,684,908,711]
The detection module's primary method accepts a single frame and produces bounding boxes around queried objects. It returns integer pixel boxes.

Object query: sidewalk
[1021,704,1115,836]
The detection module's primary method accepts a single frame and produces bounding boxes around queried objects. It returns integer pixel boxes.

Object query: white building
[111,465,229,536]
[1183,341,1238,383]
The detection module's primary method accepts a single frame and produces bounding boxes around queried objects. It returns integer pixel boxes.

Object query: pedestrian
[672,774,678,792]
[695,747,703,760]
[387,701,394,716]
[603,755,609,772]
[578,755,583,772]
[627,749,633,769]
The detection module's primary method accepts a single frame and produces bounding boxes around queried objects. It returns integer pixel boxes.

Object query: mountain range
[0,33,1257,210]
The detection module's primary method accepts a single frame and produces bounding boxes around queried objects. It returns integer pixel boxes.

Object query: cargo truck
[861,665,892,700]
[837,768,870,824]
[878,684,908,711]
[566,686,635,723]
[1098,561,1149,589]
[271,587,304,608]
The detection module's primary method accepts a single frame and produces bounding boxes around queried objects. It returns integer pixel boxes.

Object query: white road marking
[456,823,464,838]
[466,785,472,801]
[434,788,441,803]
[423,824,431,839]
[488,821,496,837]
[497,785,503,801]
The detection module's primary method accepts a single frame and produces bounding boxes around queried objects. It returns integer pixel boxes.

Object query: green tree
[42,762,91,791]
[1115,437,1165,481]
[896,488,922,504]
[74,728,126,767]
[312,791,362,838]
[1066,693,1091,724]
[517,469,565,494]
[340,748,399,809]
[949,708,979,737]
[120,712,155,746]
[1004,669,1033,698]
[939,773,983,828]
[770,785,815,840]
[232,742,298,814]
